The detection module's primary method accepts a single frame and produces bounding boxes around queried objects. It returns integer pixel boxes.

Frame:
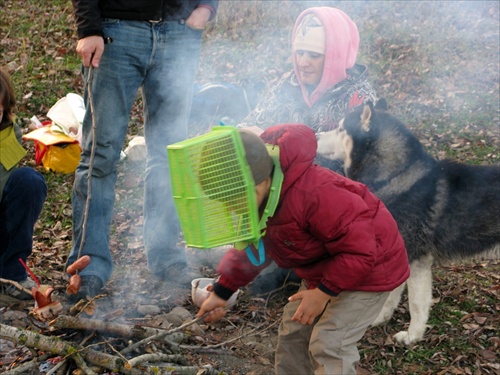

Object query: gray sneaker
[0,278,36,300]
[160,263,201,287]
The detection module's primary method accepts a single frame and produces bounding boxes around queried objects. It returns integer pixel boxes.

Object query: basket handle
[245,239,265,266]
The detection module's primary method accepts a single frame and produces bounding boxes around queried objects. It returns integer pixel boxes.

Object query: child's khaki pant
[275,282,390,375]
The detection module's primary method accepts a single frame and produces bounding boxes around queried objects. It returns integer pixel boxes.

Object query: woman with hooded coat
[241,6,377,134]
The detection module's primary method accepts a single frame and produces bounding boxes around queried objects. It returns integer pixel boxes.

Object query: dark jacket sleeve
[71,1,218,39]
[72,0,103,39]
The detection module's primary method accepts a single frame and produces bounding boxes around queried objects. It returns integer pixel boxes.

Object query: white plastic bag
[47,93,85,143]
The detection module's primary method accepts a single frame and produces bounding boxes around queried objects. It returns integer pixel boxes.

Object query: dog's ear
[375,98,388,111]
[361,103,374,132]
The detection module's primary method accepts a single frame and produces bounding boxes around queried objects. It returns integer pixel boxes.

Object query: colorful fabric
[240,64,377,133]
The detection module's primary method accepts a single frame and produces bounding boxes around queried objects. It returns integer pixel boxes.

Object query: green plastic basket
[167,126,260,248]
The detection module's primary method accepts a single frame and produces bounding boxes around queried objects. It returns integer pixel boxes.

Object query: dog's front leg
[394,253,434,345]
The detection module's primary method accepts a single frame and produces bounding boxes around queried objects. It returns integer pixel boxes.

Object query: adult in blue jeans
[67,0,219,300]
[0,68,47,300]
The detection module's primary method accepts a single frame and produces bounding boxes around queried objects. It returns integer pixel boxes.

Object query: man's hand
[186,7,211,30]
[196,291,227,322]
[288,288,332,325]
[76,36,104,68]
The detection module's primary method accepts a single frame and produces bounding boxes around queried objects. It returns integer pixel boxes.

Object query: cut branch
[0,277,32,297]
[120,313,201,355]
[126,353,185,369]
[1,323,128,372]
[1,358,39,375]
[50,315,184,343]
[120,307,232,356]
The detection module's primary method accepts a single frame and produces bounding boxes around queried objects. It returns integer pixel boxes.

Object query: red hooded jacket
[214,124,409,298]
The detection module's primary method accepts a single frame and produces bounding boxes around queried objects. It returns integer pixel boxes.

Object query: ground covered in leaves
[1,1,499,374]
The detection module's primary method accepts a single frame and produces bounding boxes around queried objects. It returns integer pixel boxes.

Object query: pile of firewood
[1,312,217,374]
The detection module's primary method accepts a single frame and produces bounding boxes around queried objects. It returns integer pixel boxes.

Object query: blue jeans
[0,168,47,281]
[68,19,202,285]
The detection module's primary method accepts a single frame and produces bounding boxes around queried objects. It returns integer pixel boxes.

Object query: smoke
[109,1,499,304]
[194,0,499,292]
[201,1,499,129]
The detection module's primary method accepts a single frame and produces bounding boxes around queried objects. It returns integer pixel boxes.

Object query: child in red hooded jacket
[197,124,409,375]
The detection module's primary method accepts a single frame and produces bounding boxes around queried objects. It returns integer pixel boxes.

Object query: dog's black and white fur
[317,100,500,345]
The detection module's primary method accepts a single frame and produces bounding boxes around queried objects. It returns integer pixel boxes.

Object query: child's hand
[288,288,332,325]
[196,291,227,322]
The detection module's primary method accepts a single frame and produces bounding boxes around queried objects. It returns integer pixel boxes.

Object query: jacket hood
[292,7,359,107]
[260,124,316,197]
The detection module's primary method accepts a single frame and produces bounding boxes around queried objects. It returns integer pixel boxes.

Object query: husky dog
[317,100,500,345]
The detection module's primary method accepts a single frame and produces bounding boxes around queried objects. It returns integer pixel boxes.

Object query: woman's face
[295,50,325,87]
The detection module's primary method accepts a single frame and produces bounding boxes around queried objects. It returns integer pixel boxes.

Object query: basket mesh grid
[167,127,259,248]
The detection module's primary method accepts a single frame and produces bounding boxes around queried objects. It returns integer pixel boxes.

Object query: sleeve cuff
[318,282,339,297]
[213,282,236,301]
[78,29,105,40]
